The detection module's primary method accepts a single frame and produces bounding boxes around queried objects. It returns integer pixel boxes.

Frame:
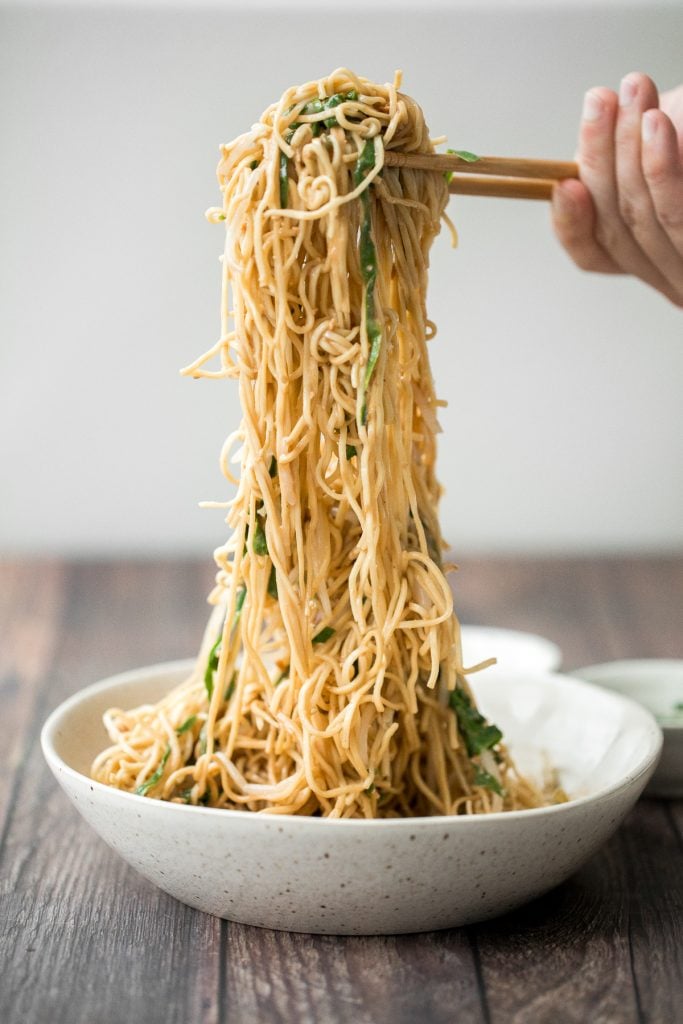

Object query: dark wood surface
[1,556,682,1024]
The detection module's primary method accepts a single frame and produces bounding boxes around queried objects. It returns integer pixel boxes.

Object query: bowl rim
[41,658,663,828]
[460,624,562,669]
[572,658,683,733]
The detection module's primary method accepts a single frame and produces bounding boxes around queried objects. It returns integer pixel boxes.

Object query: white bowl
[41,660,661,935]
[572,659,683,798]
[460,625,562,674]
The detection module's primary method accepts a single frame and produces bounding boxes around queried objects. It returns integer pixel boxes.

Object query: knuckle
[656,203,683,233]
[644,160,671,189]
[618,195,640,231]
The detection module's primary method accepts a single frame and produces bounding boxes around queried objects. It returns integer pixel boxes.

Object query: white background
[1,0,682,557]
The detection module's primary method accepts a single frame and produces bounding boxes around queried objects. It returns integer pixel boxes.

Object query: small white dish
[41,661,660,935]
[572,659,683,798]
[460,625,562,674]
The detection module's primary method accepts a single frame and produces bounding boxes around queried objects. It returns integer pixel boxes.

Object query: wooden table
[1,557,682,1024]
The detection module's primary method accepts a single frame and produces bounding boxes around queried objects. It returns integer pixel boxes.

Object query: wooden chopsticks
[383,151,579,201]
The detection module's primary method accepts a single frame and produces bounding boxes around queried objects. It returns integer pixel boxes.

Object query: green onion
[364,781,375,794]
[249,159,259,170]
[267,563,278,600]
[252,519,268,556]
[234,585,246,621]
[204,631,222,701]
[176,715,197,735]
[473,766,504,797]
[275,665,289,685]
[449,687,503,757]
[135,746,171,796]
[224,673,236,701]
[354,139,381,427]
[345,444,357,459]
[313,626,336,644]
[204,586,246,700]
[444,148,480,183]
[279,152,289,207]
[269,456,278,477]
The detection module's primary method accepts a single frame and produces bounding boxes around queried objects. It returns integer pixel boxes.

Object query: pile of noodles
[92,69,555,817]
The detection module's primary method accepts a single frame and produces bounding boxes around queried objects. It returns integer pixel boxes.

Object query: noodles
[92,69,550,817]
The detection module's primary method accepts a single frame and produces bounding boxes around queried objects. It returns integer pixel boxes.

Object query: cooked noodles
[92,69,551,817]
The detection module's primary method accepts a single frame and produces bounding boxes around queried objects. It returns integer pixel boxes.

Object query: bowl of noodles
[41,660,660,935]
[40,69,661,932]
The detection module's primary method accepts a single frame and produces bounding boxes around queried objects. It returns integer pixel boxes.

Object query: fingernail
[642,110,658,143]
[583,90,603,122]
[619,75,638,107]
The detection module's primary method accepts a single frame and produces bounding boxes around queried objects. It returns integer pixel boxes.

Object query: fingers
[554,76,683,306]
[577,84,676,298]
[642,108,683,259]
[614,73,683,302]
[551,178,621,273]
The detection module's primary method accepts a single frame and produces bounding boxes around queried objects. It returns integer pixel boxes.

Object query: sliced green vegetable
[224,673,236,701]
[353,139,381,427]
[313,626,336,644]
[176,715,197,735]
[135,746,171,796]
[234,585,247,620]
[204,631,222,701]
[279,152,289,207]
[204,587,246,700]
[473,765,504,796]
[252,519,268,556]
[267,563,278,600]
[445,148,480,183]
[449,687,503,757]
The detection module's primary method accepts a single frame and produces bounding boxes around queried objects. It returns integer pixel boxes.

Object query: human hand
[552,74,683,307]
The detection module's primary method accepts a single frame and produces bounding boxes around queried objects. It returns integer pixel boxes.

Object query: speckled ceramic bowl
[41,661,661,935]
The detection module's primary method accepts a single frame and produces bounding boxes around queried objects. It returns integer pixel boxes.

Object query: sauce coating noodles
[92,70,549,817]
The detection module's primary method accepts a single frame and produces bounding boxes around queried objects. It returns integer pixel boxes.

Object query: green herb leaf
[447,148,480,163]
[176,715,197,735]
[345,444,357,459]
[473,765,504,796]
[444,148,480,184]
[267,563,278,600]
[279,151,289,207]
[234,585,247,621]
[313,626,336,644]
[135,746,171,796]
[353,139,381,428]
[449,687,503,757]
[224,672,236,701]
[204,631,222,701]
[252,519,268,556]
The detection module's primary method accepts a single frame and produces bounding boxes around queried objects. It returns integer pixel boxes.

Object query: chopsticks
[383,151,579,201]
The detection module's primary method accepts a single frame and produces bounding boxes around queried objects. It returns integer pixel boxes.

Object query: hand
[552,74,683,307]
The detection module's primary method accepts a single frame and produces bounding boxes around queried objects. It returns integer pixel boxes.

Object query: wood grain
[0,558,681,1024]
